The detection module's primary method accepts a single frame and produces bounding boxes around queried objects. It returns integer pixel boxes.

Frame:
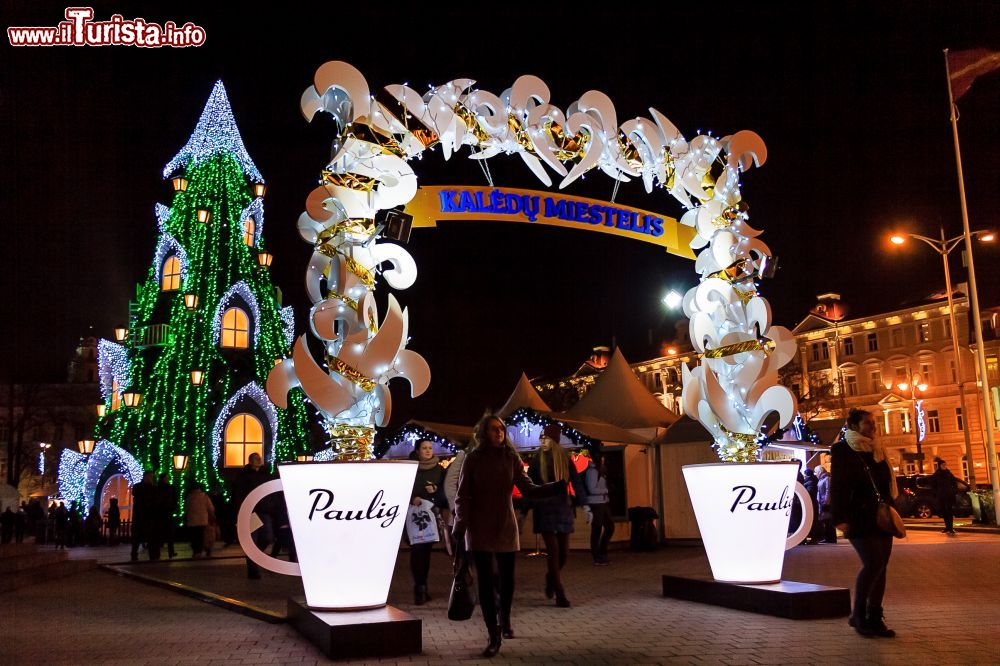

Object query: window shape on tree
[162,255,182,291]
[224,413,264,467]
[153,234,188,289]
[221,307,250,349]
[213,281,260,349]
[111,378,121,411]
[243,218,255,246]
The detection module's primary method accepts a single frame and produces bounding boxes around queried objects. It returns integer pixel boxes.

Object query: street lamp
[96,404,107,418]
[114,326,128,342]
[190,369,205,386]
[888,227,994,484]
[78,439,95,454]
[173,454,188,471]
[896,370,930,473]
[662,289,683,310]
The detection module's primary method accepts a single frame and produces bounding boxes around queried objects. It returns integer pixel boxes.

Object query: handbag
[852,449,906,539]
[447,541,476,621]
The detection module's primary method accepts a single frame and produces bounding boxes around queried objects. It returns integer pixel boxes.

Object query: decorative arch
[211,382,278,466]
[238,197,264,247]
[213,281,261,348]
[153,234,189,287]
[57,440,143,517]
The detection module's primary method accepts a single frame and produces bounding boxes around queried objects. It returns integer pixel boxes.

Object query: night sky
[4,2,1000,428]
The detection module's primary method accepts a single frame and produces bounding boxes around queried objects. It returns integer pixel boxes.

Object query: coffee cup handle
[785,481,815,550]
[236,479,300,576]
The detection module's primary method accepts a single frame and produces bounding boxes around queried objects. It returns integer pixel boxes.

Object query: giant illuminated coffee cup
[236,460,417,610]
[682,462,813,584]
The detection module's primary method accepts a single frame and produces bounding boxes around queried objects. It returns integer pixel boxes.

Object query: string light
[238,197,264,246]
[210,382,279,466]
[163,80,264,183]
[97,339,131,398]
[212,281,261,348]
[280,306,295,346]
[153,233,190,287]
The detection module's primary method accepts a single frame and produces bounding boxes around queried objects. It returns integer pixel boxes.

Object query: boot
[501,611,514,639]
[866,609,896,638]
[555,586,571,608]
[482,625,502,657]
[414,585,427,606]
[544,572,555,599]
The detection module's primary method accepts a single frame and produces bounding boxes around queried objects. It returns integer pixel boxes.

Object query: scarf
[844,429,898,499]
[418,455,441,471]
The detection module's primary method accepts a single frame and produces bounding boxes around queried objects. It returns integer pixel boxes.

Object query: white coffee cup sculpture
[683,462,813,584]
[236,460,417,610]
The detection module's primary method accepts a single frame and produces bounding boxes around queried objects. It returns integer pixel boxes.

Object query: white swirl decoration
[268,61,795,462]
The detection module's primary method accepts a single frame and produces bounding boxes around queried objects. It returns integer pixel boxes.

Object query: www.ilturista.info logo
[8,7,206,48]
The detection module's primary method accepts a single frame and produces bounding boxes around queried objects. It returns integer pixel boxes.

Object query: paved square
[3,532,999,664]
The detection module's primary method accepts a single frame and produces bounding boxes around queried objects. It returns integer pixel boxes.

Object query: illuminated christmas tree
[59,82,310,512]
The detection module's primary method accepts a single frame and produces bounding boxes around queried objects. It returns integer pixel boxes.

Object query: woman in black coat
[830,408,899,638]
[409,439,447,605]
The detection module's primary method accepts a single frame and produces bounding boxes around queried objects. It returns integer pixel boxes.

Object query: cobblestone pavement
[3,531,999,665]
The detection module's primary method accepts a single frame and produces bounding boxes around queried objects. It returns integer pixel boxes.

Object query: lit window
[221,307,250,349]
[870,370,883,394]
[223,413,264,468]
[988,356,999,383]
[867,333,879,352]
[927,410,940,433]
[956,407,964,431]
[891,327,903,348]
[919,322,932,343]
[243,218,255,247]
[843,337,855,356]
[899,411,911,433]
[920,362,933,385]
[111,378,121,411]
[845,375,858,396]
[161,256,181,291]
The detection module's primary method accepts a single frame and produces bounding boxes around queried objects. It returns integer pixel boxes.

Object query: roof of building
[564,348,679,429]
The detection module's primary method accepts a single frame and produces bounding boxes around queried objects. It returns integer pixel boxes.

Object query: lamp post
[896,371,929,473]
[889,228,993,484]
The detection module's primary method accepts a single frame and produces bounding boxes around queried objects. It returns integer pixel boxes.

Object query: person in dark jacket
[232,452,271,579]
[453,413,565,658]
[931,459,968,535]
[528,423,579,608]
[831,408,899,638]
[0,507,14,544]
[157,473,178,558]
[408,439,447,605]
[106,497,121,546]
[582,453,615,565]
[802,467,820,544]
[131,471,158,561]
[815,465,836,543]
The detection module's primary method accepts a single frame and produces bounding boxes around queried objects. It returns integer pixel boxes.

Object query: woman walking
[831,408,898,637]
[185,483,216,558]
[528,424,580,606]
[409,439,447,605]
[582,453,615,565]
[453,414,565,658]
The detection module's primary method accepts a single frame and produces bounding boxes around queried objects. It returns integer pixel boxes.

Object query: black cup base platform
[662,575,851,619]
[287,597,422,659]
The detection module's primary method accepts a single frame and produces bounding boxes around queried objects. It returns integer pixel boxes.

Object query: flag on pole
[948,49,1000,100]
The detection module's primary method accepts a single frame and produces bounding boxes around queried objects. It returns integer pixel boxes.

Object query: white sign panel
[683,462,812,584]
[237,460,417,610]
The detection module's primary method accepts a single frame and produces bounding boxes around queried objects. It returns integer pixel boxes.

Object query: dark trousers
[190,526,206,556]
[589,503,615,561]
[471,551,516,630]
[940,498,955,531]
[849,534,893,622]
[410,542,433,586]
[542,532,570,588]
[245,513,274,577]
[131,523,161,560]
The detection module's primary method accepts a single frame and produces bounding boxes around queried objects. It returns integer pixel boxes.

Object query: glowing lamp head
[917,383,928,392]
[114,326,128,342]
[258,251,273,268]
[173,454,188,471]
[184,293,198,311]
[96,404,107,417]
[889,234,906,245]
[122,391,142,408]
[296,455,314,462]
[663,289,683,310]
[980,232,996,242]
[190,369,204,386]
[171,176,188,192]
[253,183,267,197]
[896,382,909,392]
[78,439,95,454]
[667,347,678,356]
[196,209,211,224]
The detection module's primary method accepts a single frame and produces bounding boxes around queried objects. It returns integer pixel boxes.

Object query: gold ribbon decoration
[326,290,359,312]
[329,357,377,392]
[321,169,379,192]
[718,426,761,463]
[324,423,375,461]
[702,338,774,360]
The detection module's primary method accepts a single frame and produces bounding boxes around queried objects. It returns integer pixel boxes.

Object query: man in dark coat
[232,452,271,579]
[131,471,158,561]
[156,473,178,558]
[932,460,967,535]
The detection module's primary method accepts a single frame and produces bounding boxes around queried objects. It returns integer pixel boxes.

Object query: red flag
[948,48,1000,100]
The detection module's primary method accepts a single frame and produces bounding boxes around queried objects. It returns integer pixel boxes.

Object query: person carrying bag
[448,538,476,621]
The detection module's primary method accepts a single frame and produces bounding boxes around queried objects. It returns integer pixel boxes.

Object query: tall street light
[889,228,993,484]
